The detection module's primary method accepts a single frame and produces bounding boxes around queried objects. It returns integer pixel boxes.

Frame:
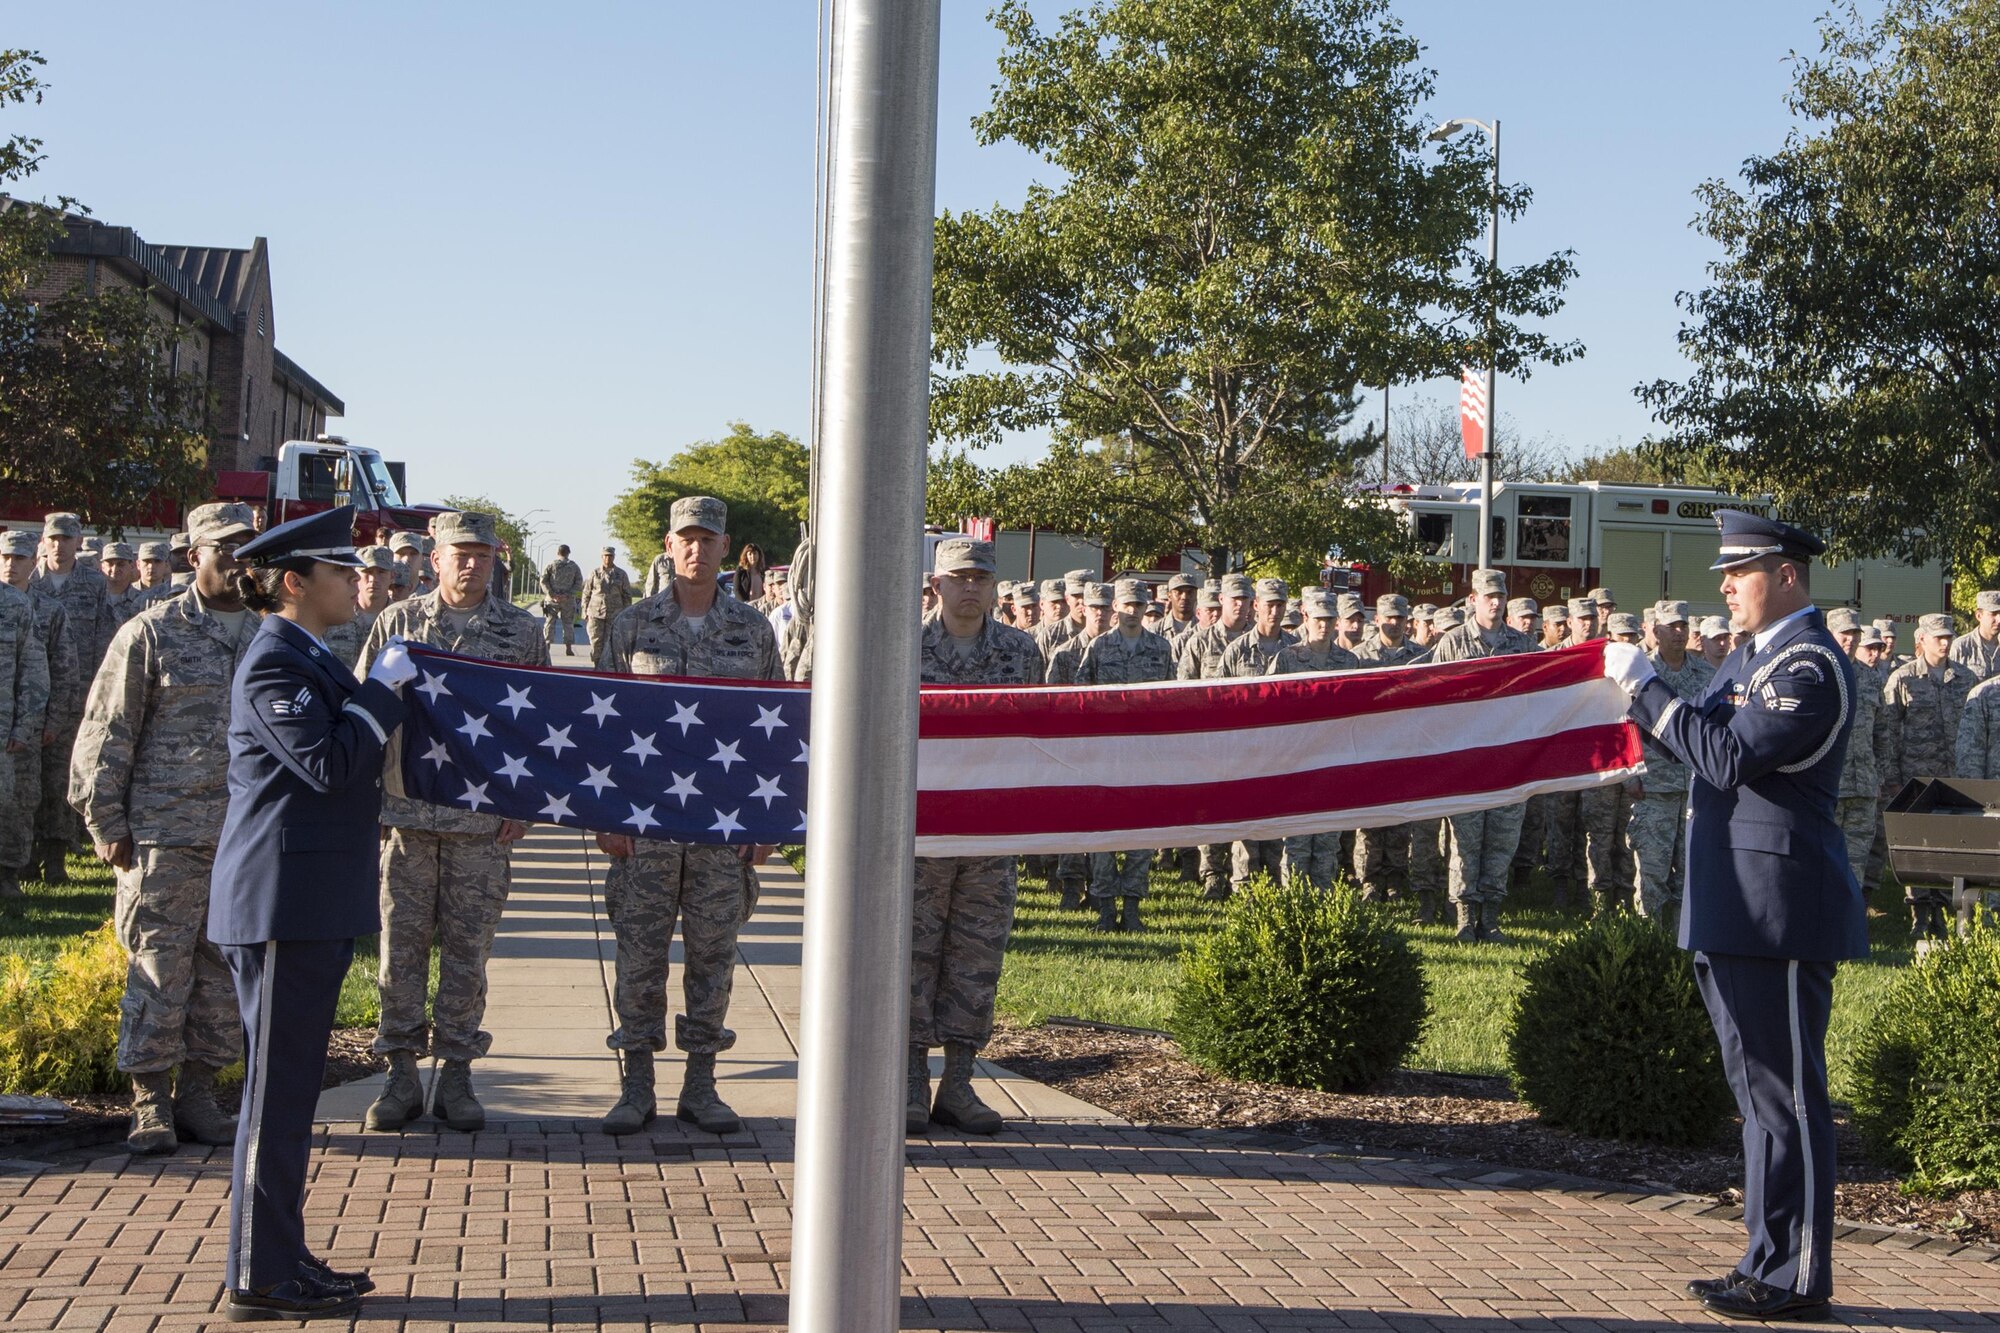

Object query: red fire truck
[1330,480,1950,626]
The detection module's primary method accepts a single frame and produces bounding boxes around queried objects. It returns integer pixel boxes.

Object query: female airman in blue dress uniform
[207,506,416,1321]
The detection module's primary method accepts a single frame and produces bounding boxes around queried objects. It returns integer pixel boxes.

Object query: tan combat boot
[930,1043,1002,1136]
[1452,900,1478,943]
[127,1071,177,1155]
[906,1044,931,1136]
[173,1063,237,1146]
[433,1059,485,1132]
[675,1051,741,1134]
[601,1049,656,1135]
[364,1051,424,1132]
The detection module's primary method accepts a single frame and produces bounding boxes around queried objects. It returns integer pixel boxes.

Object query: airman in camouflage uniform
[1079,578,1176,930]
[908,537,1043,1137]
[1220,579,1297,890]
[324,545,394,670]
[1044,583,1115,905]
[1821,608,1888,900]
[1178,572,1256,897]
[1951,591,2000,682]
[360,515,550,1133]
[1882,612,1974,938]
[1429,569,1538,942]
[135,540,173,602]
[595,497,781,1138]
[642,543,676,599]
[1158,573,1198,648]
[1,531,78,887]
[1263,588,1361,893]
[1625,602,1715,927]
[29,514,113,874]
[540,544,585,656]
[1578,612,1642,915]
[0,569,47,899]
[68,502,259,1155]
[100,543,151,629]
[583,546,636,667]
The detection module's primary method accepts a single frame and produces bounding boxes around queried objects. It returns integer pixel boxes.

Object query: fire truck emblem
[1530,573,1556,601]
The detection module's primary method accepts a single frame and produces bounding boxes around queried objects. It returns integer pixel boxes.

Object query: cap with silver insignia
[1710,510,1825,571]
[431,511,500,547]
[231,504,365,568]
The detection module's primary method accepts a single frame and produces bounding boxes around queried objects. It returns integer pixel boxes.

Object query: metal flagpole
[789,1,941,1330]
[1480,119,1500,566]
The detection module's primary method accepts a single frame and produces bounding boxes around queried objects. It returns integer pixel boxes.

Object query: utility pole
[789,3,942,1331]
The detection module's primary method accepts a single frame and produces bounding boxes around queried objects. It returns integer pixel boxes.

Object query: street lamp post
[1428,116,1500,567]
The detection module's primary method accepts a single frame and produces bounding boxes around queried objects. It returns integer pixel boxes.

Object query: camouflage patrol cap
[1301,588,1336,618]
[1587,586,1614,607]
[185,502,259,548]
[1823,607,1862,634]
[1566,596,1597,619]
[1432,606,1464,631]
[1038,578,1065,601]
[1202,578,1220,593]
[1605,612,1642,639]
[1916,612,1955,639]
[603,545,617,555]
[1858,626,1885,647]
[79,539,100,558]
[934,536,997,575]
[1166,573,1198,592]
[1196,587,1219,610]
[1282,606,1302,628]
[1082,581,1115,608]
[1114,577,1149,606]
[1640,607,1657,627]
[41,512,82,538]
[1469,568,1507,596]
[1542,604,1568,624]
[670,495,728,534]
[1654,600,1690,626]
[0,530,37,556]
[1254,577,1287,603]
[355,545,395,571]
[1412,603,1437,623]
[1697,615,1730,638]
[1063,568,1094,596]
[1219,572,1254,599]
[137,541,170,562]
[100,542,136,562]
[432,511,499,547]
[1506,597,1537,618]
[1335,593,1364,619]
[1978,590,2000,613]
[1376,593,1410,618]
[168,532,190,553]
[389,531,423,553]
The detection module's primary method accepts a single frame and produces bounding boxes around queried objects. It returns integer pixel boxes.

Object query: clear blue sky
[13,1,1840,562]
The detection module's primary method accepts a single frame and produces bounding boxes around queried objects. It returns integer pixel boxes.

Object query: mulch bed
[986,1021,2000,1247]
[0,1028,388,1156]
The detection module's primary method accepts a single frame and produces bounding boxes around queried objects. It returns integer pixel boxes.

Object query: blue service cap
[232,505,364,568]
[1709,509,1825,571]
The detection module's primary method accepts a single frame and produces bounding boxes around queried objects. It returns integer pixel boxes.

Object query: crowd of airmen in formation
[5,498,1994,1157]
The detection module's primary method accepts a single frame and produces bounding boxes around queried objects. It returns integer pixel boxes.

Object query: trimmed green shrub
[0,922,125,1096]
[1850,922,2000,1195]
[1172,875,1427,1091]
[1507,913,1732,1147]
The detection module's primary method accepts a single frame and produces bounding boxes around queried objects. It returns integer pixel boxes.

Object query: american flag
[394,641,1640,854]
[1459,364,1488,459]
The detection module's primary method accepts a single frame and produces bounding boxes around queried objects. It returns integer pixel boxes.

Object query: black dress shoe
[1686,1270,1752,1301]
[1700,1276,1833,1322]
[303,1254,375,1295]
[224,1273,361,1322]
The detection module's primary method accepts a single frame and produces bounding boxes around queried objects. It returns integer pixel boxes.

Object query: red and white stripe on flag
[913,641,1641,855]
[1459,365,1488,459]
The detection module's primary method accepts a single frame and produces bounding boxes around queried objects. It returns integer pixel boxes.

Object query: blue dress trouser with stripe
[220,938,354,1292]
[1693,951,1837,1300]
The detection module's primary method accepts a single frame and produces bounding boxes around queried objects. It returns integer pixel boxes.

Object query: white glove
[368,637,418,688]
[1602,641,1655,695]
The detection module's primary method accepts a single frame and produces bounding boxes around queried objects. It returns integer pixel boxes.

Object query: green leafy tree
[606,423,809,568]
[1639,0,2000,567]
[932,0,1581,574]
[0,52,212,531]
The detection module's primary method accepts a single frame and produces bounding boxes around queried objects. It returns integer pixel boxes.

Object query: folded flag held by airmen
[391,641,1642,854]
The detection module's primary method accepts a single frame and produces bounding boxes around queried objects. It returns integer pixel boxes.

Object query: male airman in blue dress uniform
[1605,510,1867,1323]
[208,506,414,1320]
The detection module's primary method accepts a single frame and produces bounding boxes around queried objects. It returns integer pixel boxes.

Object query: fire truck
[1331,480,1950,626]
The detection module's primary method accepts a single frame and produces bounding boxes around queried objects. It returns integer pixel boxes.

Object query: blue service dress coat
[207,614,406,1295]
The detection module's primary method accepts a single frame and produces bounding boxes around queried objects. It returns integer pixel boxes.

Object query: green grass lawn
[997,860,1917,1103]
[0,849,419,1031]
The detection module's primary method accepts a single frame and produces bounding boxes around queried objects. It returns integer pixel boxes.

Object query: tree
[1376,397,1573,486]
[1638,0,2000,568]
[0,52,212,531]
[931,0,1581,574]
[605,423,809,567]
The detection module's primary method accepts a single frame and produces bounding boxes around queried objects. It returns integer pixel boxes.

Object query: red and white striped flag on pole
[1459,364,1488,459]
[913,642,1639,855]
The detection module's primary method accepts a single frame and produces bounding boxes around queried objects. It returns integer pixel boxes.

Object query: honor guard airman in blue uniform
[1605,510,1865,1323]
[207,506,415,1321]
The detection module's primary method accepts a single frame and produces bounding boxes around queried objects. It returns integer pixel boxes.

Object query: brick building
[5,199,343,475]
